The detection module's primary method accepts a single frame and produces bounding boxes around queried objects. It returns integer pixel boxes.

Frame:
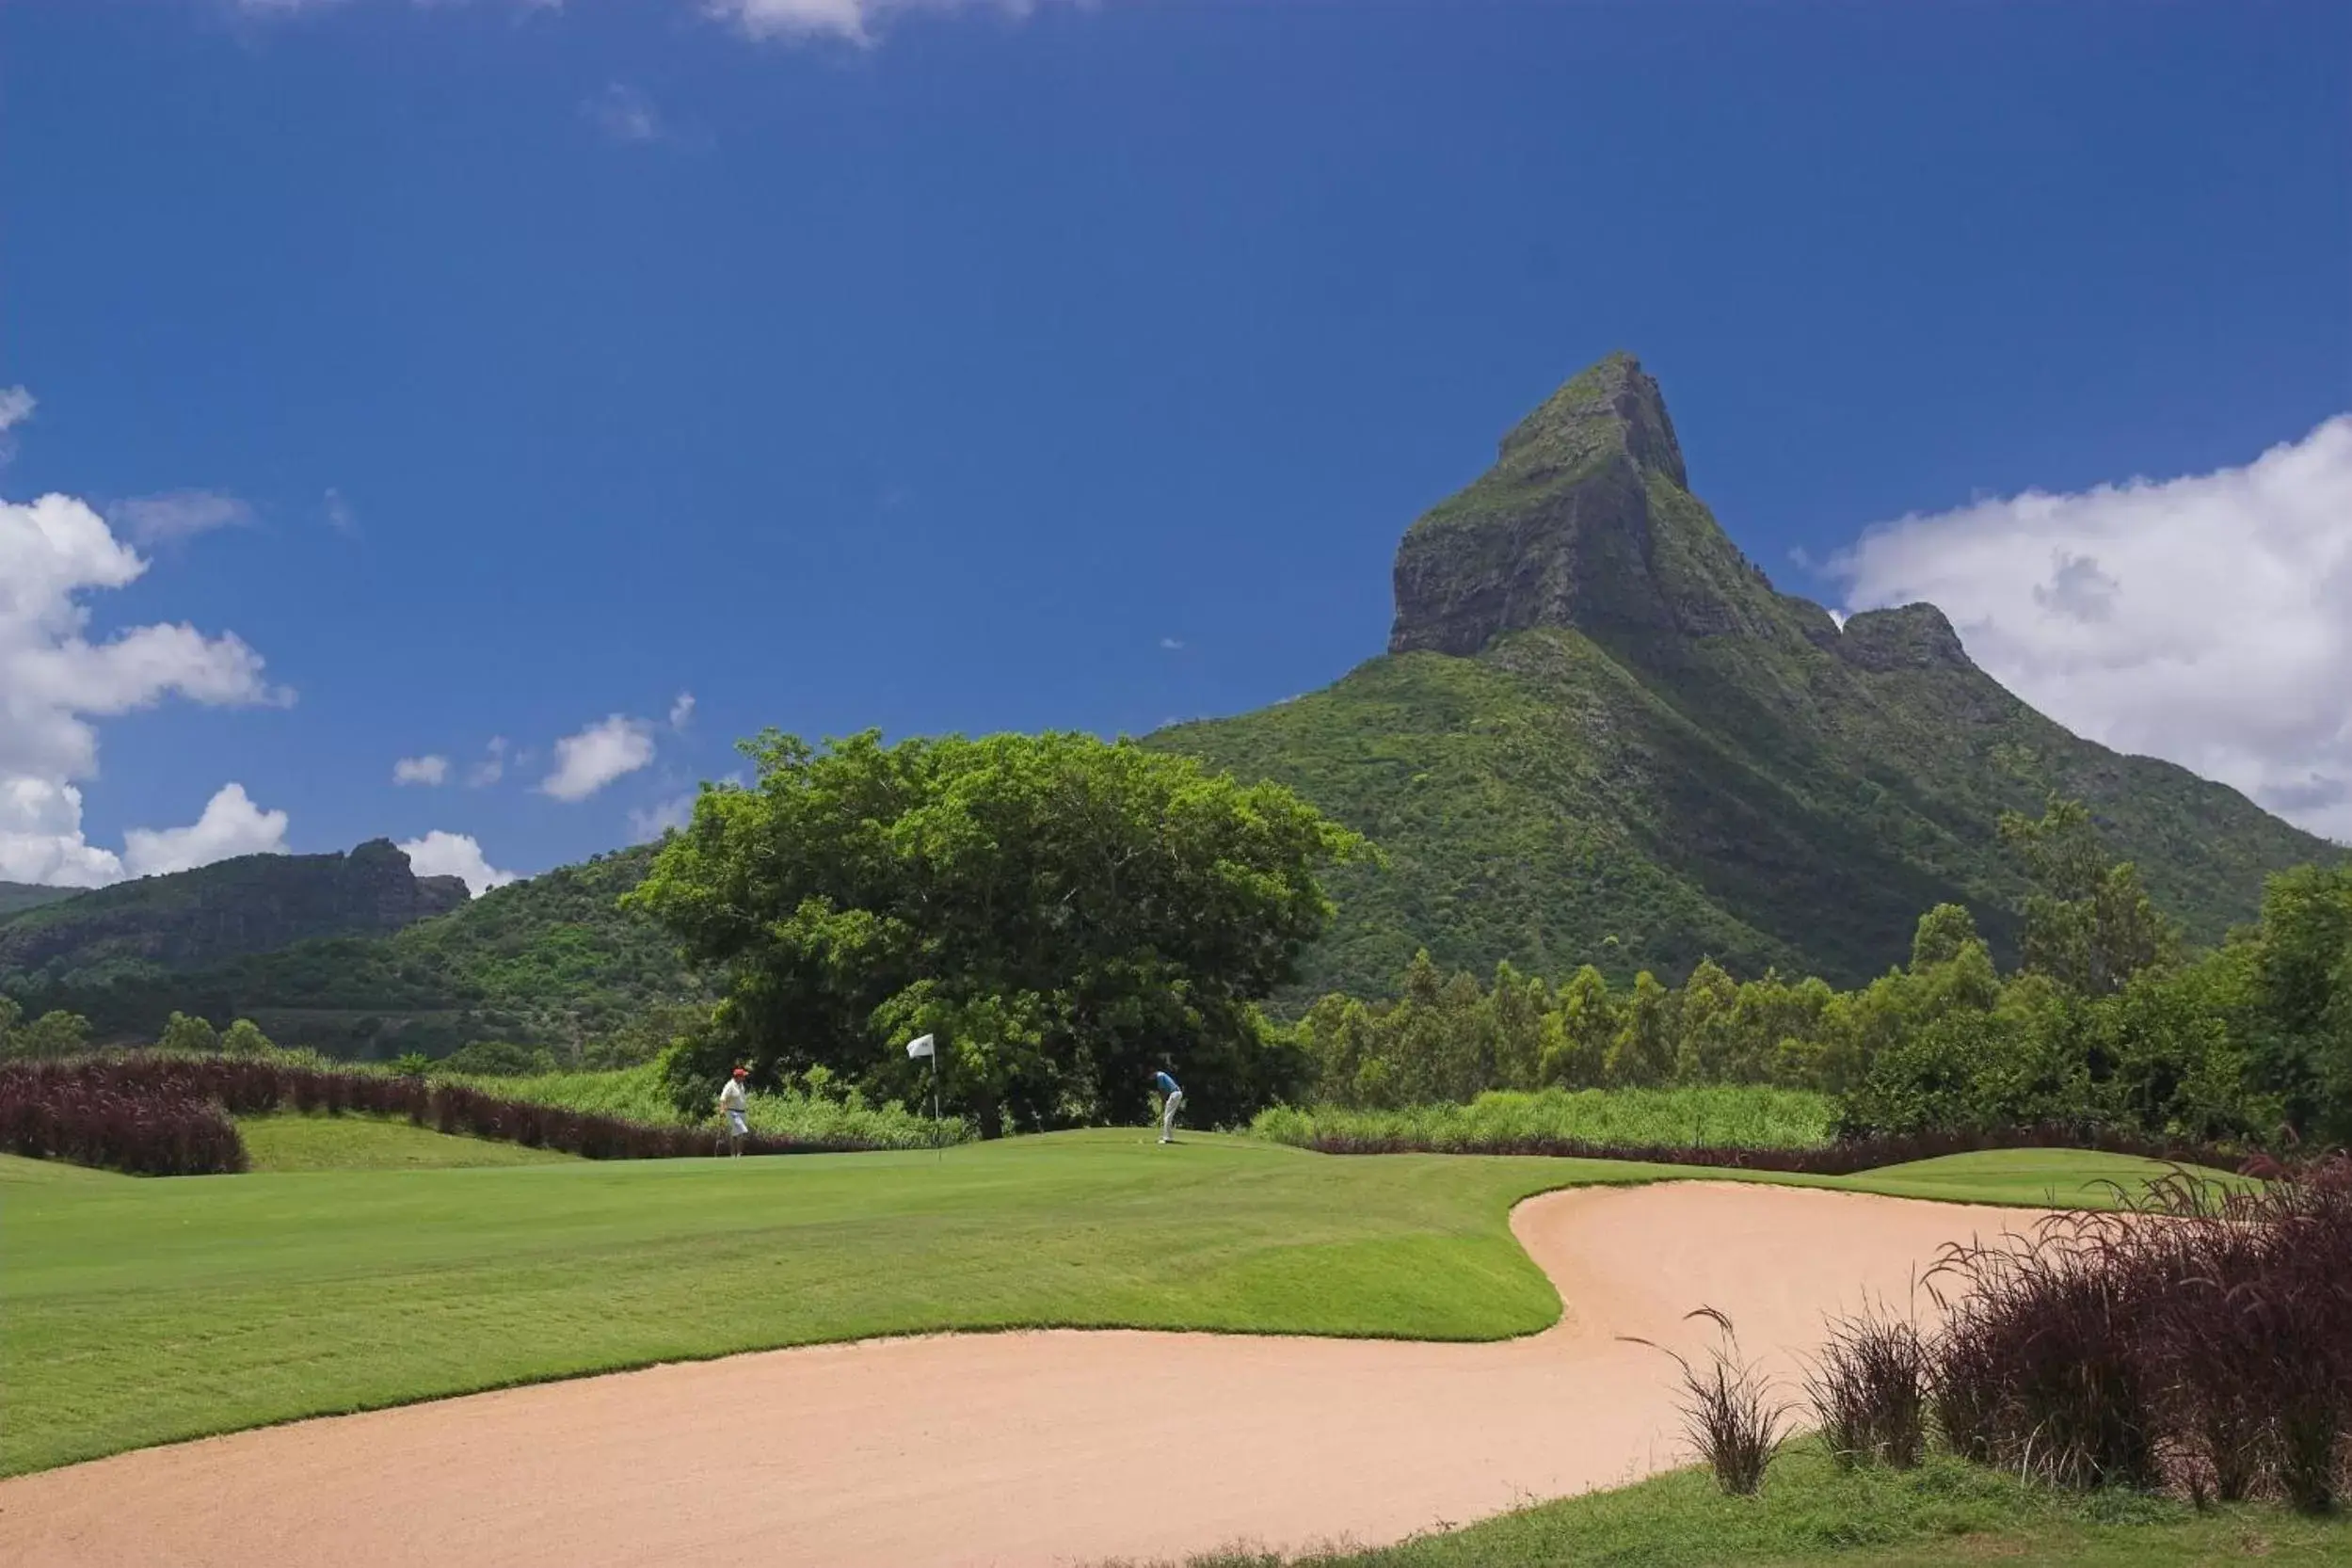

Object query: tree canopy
[1997,794,2176,997]
[630,728,1368,1133]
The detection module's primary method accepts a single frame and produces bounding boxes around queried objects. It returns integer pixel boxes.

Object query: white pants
[1160,1090,1183,1141]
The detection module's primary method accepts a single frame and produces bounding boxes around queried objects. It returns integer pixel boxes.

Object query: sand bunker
[0,1182,2040,1568]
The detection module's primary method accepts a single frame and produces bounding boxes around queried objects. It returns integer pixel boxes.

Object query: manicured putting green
[236,1112,579,1173]
[2,1134,2206,1478]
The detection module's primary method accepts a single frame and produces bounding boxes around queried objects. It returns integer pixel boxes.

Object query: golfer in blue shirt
[1151,1069,1185,1144]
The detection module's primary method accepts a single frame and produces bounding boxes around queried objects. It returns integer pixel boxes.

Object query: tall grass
[1804,1307,1930,1471]
[1923,1156,2352,1510]
[459,1062,967,1151]
[1624,1307,1789,1496]
[1253,1087,1839,1154]
[1252,1088,2248,1176]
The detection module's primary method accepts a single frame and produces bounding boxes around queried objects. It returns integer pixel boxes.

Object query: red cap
[731,1066,749,1079]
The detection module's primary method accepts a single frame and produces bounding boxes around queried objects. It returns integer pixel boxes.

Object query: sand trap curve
[0,1182,2040,1568]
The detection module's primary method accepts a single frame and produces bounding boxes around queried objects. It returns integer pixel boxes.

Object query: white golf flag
[905,1033,936,1061]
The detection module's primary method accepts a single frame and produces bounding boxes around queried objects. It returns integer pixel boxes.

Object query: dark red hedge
[0,1057,871,1176]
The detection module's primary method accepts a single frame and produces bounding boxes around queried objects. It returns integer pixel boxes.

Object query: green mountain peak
[1495,351,1687,488]
[1390,353,1780,658]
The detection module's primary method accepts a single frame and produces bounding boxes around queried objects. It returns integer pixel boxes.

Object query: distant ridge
[0,883,81,921]
[3,843,703,1061]
[0,840,469,984]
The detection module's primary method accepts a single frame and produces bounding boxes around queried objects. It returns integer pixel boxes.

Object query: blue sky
[3,0,2347,888]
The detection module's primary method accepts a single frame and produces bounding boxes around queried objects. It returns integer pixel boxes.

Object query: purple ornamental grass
[1918,1156,2352,1510]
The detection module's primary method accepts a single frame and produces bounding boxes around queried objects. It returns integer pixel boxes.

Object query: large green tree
[2241,861,2352,1142]
[631,728,1366,1134]
[4,1009,91,1061]
[1997,795,2177,997]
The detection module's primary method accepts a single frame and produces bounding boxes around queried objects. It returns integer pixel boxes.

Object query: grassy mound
[1159,1440,2348,1567]
[2,1131,2195,1478]
[238,1112,579,1173]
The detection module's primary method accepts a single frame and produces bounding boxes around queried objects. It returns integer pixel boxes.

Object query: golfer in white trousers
[1151,1069,1184,1144]
[718,1066,750,1156]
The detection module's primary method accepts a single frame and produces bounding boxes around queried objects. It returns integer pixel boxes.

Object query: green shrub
[218,1018,276,1056]
[154,1012,219,1054]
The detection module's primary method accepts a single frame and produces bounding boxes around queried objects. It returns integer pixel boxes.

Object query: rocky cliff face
[1388,353,2003,681]
[1391,352,1830,658]
[0,840,471,981]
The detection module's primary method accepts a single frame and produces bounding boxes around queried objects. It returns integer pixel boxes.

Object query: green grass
[1156,1441,2349,1567]
[0,1151,127,1187]
[460,1061,957,1148]
[1253,1087,1841,1153]
[236,1112,579,1173]
[0,1137,2202,1479]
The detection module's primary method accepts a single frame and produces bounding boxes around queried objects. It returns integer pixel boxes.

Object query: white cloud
[708,0,1081,45]
[0,387,34,435]
[467,735,508,788]
[541,713,656,801]
[1159,636,1184,650]
[586,83,666,144]
[0,778,124,887]
[668,691,696,730]
[0,490,287,881]
[629,791,697,842]
[1831,415,2352,842]
[392,754,450,787]
[324,488,360,538]
[121,784,291,878]
[396,829,520,898]
[110,489,254,547]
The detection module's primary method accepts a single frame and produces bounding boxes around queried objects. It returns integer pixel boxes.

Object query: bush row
[0,1056,880,1176]
[0,1071,248,1176]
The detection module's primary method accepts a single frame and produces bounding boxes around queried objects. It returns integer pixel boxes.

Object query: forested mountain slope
[0,883,78,920]
[4,845,703,1059]
[1155,354,2331,999]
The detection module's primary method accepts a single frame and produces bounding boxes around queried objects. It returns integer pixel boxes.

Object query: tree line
[0,1001,281,1063]
[1294,798,2352,1148]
